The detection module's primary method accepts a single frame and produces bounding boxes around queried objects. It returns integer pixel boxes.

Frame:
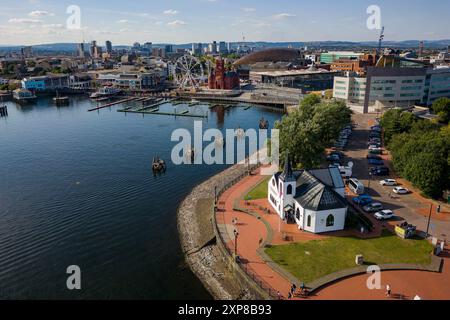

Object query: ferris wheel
[174,55,206,89]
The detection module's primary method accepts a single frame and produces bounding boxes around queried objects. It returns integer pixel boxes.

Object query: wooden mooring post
[0,105,8,117]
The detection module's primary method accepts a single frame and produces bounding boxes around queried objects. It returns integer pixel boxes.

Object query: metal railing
[213,163,279,299]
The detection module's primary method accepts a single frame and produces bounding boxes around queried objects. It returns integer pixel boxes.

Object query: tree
[380,109,417,146]
[389,123,450,199]
[300,94,321,109]
[432,97,450,124]
[312,101,352,145]
[276,96,352,169]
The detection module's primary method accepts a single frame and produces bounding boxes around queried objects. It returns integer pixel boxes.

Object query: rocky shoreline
[177,163,261,300]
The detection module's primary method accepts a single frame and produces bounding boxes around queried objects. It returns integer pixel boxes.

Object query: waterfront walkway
[216,169,450,300]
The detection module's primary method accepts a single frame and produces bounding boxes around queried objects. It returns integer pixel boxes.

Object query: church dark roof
[294,170,347,211]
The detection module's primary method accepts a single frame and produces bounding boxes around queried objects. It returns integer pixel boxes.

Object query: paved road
[345,113,450,242]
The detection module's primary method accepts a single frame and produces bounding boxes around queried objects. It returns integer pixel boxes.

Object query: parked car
[368,145,382,151]
[367,154,382,160]
[327,154,341,162]
[369,149,382,155]
[371,167,390,176]
[374,210,395,220]
[369,133,382,139]
[330,151,344,158]
[368,159,384,166]
[363,202,384,213]
[380,179,397,186]
[371,125,382,131]
[367,142,382,148]
[393,187,410,195]
[368,139,382,145]
[352,194,373,206]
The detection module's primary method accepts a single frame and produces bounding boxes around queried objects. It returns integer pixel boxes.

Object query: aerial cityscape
[1,0,450,307]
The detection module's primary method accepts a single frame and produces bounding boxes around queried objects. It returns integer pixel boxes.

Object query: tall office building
[106,41,113,54]
[192,43,203,56]
[77,43,85,58]
[21,46,33,58]
[209,41,218,54]
[219,41,227,54]
[90,41,100,58]
[133,42,141,51]
[143,42,153,50]
[165,45,174,54]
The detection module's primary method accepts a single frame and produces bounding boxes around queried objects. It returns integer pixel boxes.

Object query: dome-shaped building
[234,48,306,68]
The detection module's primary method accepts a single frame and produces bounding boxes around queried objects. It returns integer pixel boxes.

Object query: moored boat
[53,91,69,106]
[13,89,37,104]
[90,87,121,100]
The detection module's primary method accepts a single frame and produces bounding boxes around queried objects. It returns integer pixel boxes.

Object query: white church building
[268,155,348,234]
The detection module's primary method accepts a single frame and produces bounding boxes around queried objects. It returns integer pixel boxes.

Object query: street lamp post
[368,173,372,195]
[234,229,239,256]
[426,203,433,239]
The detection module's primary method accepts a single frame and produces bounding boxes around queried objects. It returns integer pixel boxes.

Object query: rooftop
[234,48,304,66]
[250,68,337,77]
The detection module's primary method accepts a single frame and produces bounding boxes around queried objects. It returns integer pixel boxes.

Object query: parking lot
[340,113,450,242]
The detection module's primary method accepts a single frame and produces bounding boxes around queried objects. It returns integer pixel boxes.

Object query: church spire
[281,151,294,181]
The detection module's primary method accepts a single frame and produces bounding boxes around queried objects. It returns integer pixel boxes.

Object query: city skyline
[1,0,450,46]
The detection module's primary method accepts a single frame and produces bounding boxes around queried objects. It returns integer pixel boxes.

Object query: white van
[348,178,365,195]
[339,162,354,179]
[339,167,352,179]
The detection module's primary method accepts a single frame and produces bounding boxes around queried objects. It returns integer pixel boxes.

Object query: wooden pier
[117,98,175,113]
[0,105,7,117]
[118,108,207,118]
[88,97,136,112]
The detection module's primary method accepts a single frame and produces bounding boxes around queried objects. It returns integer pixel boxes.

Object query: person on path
[386,285,391,297]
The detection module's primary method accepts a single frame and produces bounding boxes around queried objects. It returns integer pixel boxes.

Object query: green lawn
[245,177,271,200]
[265,231,433,283]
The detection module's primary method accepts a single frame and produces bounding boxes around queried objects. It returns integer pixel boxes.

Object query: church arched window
[296,208,300,220]
[326,214,335,227]
[287,185,293,195]
[307,215,312,227]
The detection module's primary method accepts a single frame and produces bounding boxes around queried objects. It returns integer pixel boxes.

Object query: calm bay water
[0,96,281,299]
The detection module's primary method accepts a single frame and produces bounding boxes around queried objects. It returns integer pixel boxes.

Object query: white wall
[313,208,347,233]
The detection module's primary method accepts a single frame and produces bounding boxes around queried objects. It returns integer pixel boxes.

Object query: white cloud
[273,13,297,19]
[243,8,256,12]
[167,20,186,26]
[43,24,64,29]
[29,10,54,17]
[8,18,43,24]
[163,9,178,15]
[117,19,129,24]
[255,22,272,28]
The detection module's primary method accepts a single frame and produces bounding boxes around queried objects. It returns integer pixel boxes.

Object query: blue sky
[0,0,449,45]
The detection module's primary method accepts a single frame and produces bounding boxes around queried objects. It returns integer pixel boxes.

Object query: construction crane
[378,26,385,56]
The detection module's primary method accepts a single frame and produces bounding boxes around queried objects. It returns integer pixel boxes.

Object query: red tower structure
[209,58,240,90]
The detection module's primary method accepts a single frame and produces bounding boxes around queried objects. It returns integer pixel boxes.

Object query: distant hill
[1,40,449,54]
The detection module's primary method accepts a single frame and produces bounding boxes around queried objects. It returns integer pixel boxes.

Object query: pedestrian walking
[277,291,282,300]
[386,285,391,297]
[288,292,292,300]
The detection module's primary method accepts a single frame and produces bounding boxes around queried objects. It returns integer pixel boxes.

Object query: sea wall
[177,163,270,300]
